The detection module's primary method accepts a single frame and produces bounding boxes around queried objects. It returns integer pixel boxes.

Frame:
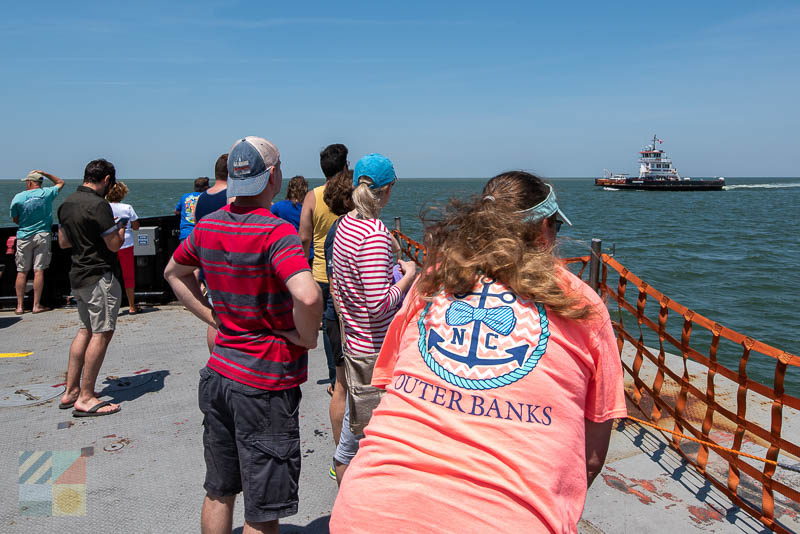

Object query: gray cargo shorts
[73,273,121,333]
[198,367,302,523]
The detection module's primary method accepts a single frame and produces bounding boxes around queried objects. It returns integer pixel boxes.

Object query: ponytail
[352,176,390,219]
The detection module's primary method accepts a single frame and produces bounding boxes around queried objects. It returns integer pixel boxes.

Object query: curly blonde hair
[416,171,590,320]
[105,181,129,203]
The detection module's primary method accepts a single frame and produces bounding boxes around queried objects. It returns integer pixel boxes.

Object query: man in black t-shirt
[56,158,126,417]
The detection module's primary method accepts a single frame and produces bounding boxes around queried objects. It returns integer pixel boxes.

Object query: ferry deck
[1,306,797,533]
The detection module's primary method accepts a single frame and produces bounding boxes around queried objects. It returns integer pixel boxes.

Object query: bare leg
[334,460,348,487]
[125,287,137,313]
[32,270,46,311]
[206,325,216,354]
[14,271,27,313]
[201,494,235,534]
[73,331,119,414]
[61,328,91,406]
[243,520,278,534]
[330,366,347,445]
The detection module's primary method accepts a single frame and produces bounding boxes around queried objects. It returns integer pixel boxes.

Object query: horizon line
[1,176,798,181]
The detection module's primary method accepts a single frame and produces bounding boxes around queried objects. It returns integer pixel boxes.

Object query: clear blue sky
[1,1,798,179]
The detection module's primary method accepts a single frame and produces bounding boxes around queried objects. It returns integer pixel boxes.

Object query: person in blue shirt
[270,175,308,230]
[9,170,64,314]
[174,177,210,241]
[195,154,230,222]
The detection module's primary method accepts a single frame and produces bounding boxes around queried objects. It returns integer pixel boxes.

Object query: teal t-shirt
[9,186,60,239]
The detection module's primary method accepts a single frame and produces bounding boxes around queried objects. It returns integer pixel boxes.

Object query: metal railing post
[394,217,401,232]
[588,238,602,292]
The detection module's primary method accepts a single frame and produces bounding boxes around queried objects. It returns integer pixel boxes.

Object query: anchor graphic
[427,279,530,369]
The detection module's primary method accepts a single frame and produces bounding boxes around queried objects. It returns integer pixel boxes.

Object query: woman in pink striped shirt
[331,153,417,482]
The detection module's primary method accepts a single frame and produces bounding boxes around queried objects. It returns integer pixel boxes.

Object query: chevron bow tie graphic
[445,300,516,336]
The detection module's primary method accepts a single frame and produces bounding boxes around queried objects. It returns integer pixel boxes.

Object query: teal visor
[517,184,573,226]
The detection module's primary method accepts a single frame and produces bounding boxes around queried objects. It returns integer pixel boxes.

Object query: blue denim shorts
[334,398,364,465]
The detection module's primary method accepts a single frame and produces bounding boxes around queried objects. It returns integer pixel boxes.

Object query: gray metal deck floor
[0,307,797,533]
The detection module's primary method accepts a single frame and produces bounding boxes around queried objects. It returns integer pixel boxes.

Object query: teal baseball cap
[353,153,396,188]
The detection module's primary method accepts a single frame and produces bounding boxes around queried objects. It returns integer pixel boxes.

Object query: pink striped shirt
[331,215,403,356]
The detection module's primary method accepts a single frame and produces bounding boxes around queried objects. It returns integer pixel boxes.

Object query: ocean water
[1,177,798,392]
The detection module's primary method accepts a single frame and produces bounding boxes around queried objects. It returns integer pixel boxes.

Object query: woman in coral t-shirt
[330,171,626,534]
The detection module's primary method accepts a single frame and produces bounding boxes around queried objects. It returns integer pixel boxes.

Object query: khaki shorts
[15,233,52,272]
[73,273,121,333]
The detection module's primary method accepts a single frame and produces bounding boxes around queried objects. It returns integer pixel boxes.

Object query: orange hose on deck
[624,416,800,473]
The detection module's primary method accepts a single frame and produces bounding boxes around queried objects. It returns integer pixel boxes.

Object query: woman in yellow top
[299,143,348,397]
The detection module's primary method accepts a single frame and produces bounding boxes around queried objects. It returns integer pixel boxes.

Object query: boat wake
[603,187,620,191]
[723,183,800,190]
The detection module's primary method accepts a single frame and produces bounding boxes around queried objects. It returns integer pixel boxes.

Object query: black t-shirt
[194,188,228,222]
[57,185,121,289]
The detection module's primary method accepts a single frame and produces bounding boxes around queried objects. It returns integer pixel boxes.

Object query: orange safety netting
[392,230,426,267]
[391,230,800,533]
[595,253,799,534]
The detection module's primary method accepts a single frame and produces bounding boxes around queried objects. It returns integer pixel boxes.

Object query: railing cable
[625,415,800,474]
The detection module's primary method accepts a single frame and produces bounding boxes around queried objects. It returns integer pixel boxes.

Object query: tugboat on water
[595,135,725,191]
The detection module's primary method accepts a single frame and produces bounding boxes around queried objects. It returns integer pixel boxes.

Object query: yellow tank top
[311,185,339,283]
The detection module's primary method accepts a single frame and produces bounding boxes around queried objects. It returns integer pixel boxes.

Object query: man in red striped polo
[165,136,322,534]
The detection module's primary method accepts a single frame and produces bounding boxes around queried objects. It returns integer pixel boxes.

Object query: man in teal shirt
[9,170,65,314]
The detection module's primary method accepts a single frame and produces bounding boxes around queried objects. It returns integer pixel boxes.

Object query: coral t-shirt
[330,269,626,534]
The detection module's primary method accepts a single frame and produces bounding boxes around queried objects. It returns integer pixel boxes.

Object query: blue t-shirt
[175,192,202,240]
[195,189,228,222]
[271,199,313,262]
[10,186,60,239]
[270,200,303,230]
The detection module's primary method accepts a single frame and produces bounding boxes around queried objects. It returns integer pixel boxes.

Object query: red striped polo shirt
[172,204,311,390]
[331,215,403,356]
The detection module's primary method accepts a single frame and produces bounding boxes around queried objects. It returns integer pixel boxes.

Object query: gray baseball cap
[226,137,280,198]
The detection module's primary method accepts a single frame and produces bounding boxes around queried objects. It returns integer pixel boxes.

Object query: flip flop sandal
[72,400,121,418]
[59,392,101,409]
[32,307,52,314]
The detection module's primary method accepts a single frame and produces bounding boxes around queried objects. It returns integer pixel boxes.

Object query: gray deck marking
[0,384,65,407]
